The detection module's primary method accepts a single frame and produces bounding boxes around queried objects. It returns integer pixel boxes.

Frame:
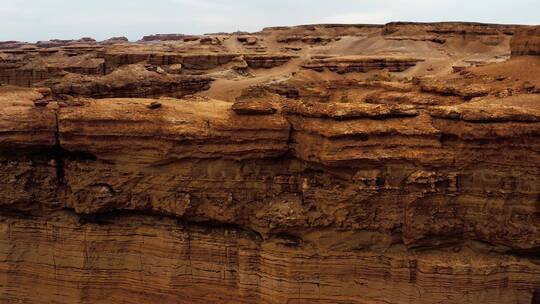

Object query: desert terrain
[0,22,539,303]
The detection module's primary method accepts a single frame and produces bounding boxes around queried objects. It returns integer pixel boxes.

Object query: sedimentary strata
[511,26,540,56]
[0,22,539,304]
[302,56,423,73]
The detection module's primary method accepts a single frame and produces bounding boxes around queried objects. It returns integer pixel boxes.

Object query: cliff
[0,22,539,304]
[511,26,540,56]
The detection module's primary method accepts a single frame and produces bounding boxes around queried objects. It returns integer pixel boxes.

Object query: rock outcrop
[103,52,240,73]
[302,56,423,73]
[511,26,540,56]
[384,22,522,36]
[2,213,538,304]
[0,22,539,304]
[244,54,296,68]
[102,36,129,44]
[47,64,214,98]
[141,34,199,42]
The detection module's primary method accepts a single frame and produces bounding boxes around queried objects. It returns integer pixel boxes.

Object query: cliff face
[511,26,540,56]
[1,22,540,304]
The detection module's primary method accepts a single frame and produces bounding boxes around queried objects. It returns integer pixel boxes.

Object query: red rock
[0,22,539,304]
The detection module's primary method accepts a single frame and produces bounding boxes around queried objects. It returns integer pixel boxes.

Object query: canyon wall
[511,26,540,56]
[0,22,539,303]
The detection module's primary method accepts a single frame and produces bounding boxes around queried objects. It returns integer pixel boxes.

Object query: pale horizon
[1,0,538,42]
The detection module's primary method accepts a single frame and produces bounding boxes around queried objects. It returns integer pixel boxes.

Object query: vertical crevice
[53,111,65,184]
[409,259,417,283]
[283,119,295,157]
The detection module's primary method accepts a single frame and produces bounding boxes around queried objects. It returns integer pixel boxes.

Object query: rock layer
[511,26,540,56]
[302,56,423,73]
[0,22,540,304]
[47,64,214,98]
[1,213,539,304]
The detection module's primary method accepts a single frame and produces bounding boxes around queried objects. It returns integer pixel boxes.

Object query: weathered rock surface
[0,22,539,304]
[244,54,296,68]
[384,22,522,36]
[303,56,423,73]
[102,36,129,44]
[511,26,540,56]
[2,213,539,304]
[102,51,243,73]
[46,64,214,98]
[232,100,277,115]
[141,34,198,42]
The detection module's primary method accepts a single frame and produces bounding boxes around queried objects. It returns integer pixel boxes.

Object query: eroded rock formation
[511,26,540,56]
[302,56,423,73]
[0,22,539,304]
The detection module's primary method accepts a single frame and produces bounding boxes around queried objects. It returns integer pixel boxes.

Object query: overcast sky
[1,0,538,42]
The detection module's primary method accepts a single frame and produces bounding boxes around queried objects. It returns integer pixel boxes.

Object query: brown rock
[0,21,540,304]
[35,87,52,98]
[200,37,220,45]
[102,36,129,44]
[48,64,214,98]
[237,35,258,45]
[33,99,49,107]
[244,54,296,68]
[232,100,277,115]
[420,79,490,99]
[141,34,195,41]
[147,101,162,109]
[166,63,183,74]
[303,55,423,73]
[511,26,540,56]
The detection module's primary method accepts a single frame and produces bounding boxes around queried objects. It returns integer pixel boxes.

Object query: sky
[1,0,538,42]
